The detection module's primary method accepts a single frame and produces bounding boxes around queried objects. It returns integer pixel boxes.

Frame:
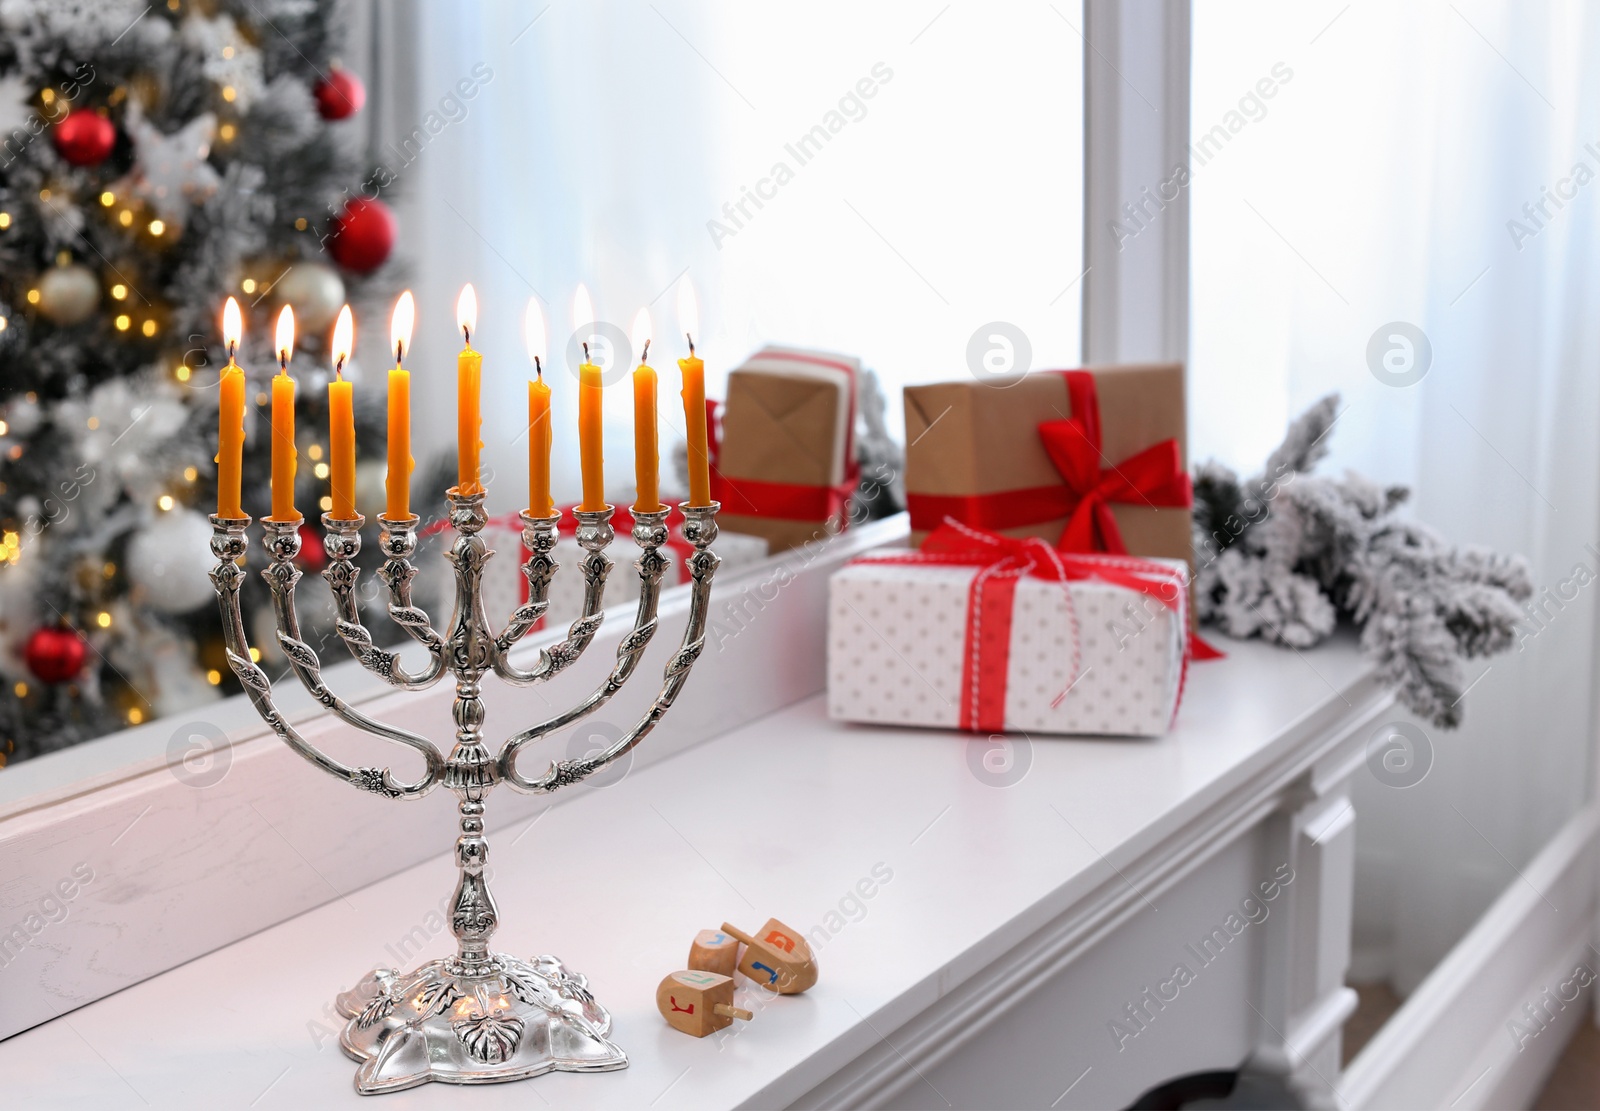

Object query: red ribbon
[906,370,1192,554]
[709,350,860,524]
[856,520,1192,734]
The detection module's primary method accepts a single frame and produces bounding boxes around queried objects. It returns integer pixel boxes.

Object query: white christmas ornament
[126,508,216,613]
[273,261,345,333]
[118,102,221,225]
[37,262,100,325]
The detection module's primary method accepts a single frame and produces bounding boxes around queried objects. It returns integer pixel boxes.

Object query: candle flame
[275,304,295,368]
[221,297,242,357]
[332,304,354,375]
[573,283,594,332]
[677,277,698,346]
[390,291,414,364]
[523,297,546,372]
[456,283,477,345]
[631,308,652,365]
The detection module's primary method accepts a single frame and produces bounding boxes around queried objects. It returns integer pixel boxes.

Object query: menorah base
[333,953,627,1095]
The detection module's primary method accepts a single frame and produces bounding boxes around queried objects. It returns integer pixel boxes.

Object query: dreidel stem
[719,922,759,947]
[714,1004,753,1021]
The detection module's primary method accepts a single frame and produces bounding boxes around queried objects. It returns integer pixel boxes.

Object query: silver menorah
[207,490,721,1095]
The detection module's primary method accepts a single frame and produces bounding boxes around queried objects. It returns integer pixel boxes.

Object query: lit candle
[328,305,356,520]
[575,284,606,511]
[216,297,246,518]
[456,284,482,495]
[677,279,712,506]
[631,307,662,513]
[270,305,298,521]
[386,291,415,520]
[524,298,552,517]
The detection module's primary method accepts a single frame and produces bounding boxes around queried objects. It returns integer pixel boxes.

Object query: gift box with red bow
[419,506,769,631]
[712,346,860,554]
[827,523,1191,736]
[903,365,1192,574]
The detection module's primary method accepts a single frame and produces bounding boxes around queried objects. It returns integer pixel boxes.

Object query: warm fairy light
[275,304,295,368]
[249,647,261,662]
[313,462,330,479]
[184,466,198,481]
[222,297,242,358]
[331,304,354,375]
[631,307,652,365]
[148,219,165,236]
[141,319,157,337]
[207,669,222,685]
[127,708,144,724]
[111,283,128,300]
[456,283,477,345]
[96,611,112,628]
[391,290,415,364]
[523,297,545,373]
[240,277,256,294]
[677,277,699,348]
[118,209,133,227]
[99,191,114,207]
[573,283,595,334]
[0,212,9,228]
[157,494,175,511]
[219,123,236,142]
[115,314,131,330]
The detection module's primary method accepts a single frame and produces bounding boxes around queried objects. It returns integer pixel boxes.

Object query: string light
[0,212,11,228]
[241,278,257,293]
[207,669,222,685]
[148,219,165,236]
[118,210,134,227]
[157,494,174,510]
[294,217,307,230]
[249,647,261,662]
[307,444,323,460]
[38,188,50,201]
[222,86,237,102]
[86,417,99,430]
[175,365,191,382]
[13,682,26,698]
[127,708,144,724]
[319,495,333,512]
[96,611,112,628]
[111,283,128,300]
[115,314,131,330]
[141,319,157,336]
[183,466,198,481]
[219,123,236,142]
[313,462,329,479]
[26,289,40,304]
[99,192,114,207]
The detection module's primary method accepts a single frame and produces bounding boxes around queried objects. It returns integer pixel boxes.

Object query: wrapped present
[828,523,1191,736]
[419,506,769,631]
[713,346,860,553]
[903,365,1192,572]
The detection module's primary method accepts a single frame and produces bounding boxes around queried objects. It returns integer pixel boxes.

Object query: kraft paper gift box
[715,346,859,553]
[827,536,1190,737]
[902,364,1193,576]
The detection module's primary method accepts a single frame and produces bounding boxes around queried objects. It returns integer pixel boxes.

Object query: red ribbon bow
[906,370,1192,554]
[858,519,1192,734]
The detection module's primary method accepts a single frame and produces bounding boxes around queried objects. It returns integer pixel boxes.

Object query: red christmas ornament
[296,523,326,571]
[314,67,366,120]
[23,626,88,684]
[326,197,396,274]
[53,109,116,167]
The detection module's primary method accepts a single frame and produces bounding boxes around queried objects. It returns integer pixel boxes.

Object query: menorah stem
[448,794,498,974]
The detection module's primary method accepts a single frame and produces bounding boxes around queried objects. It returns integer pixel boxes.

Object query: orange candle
[524,298,552,516]
[631,308,661,513]
[216,297,246,518]
[328,305,356,520]
[269,305,298,521]
[386,291,415,519]
[456,284,482,495]
[677,280,712,506]
[575,286,605,511]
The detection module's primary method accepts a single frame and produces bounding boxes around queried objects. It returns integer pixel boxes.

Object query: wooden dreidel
[656,970,753,1038]
[688,928,741,977]
[721,918,819,995]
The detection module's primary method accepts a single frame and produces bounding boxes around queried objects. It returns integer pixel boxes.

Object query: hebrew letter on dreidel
[721,918,818,995]
[656,971,753,1038]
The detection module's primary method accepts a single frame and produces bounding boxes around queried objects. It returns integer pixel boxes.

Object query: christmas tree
[0,0,400,764]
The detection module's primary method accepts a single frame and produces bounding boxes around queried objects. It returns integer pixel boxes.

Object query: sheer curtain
[363,0,1083,518]
[1191,0,1600,992]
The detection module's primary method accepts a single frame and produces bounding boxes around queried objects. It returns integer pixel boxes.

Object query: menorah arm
[497,504,718,793]
[321,514,446,690]
[210,515,443,800]
[490,508,613,686]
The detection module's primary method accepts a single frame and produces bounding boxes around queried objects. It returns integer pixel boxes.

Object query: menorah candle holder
[208,489,721,1095]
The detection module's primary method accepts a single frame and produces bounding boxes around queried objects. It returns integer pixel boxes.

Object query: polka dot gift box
[827,523,1193,737]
